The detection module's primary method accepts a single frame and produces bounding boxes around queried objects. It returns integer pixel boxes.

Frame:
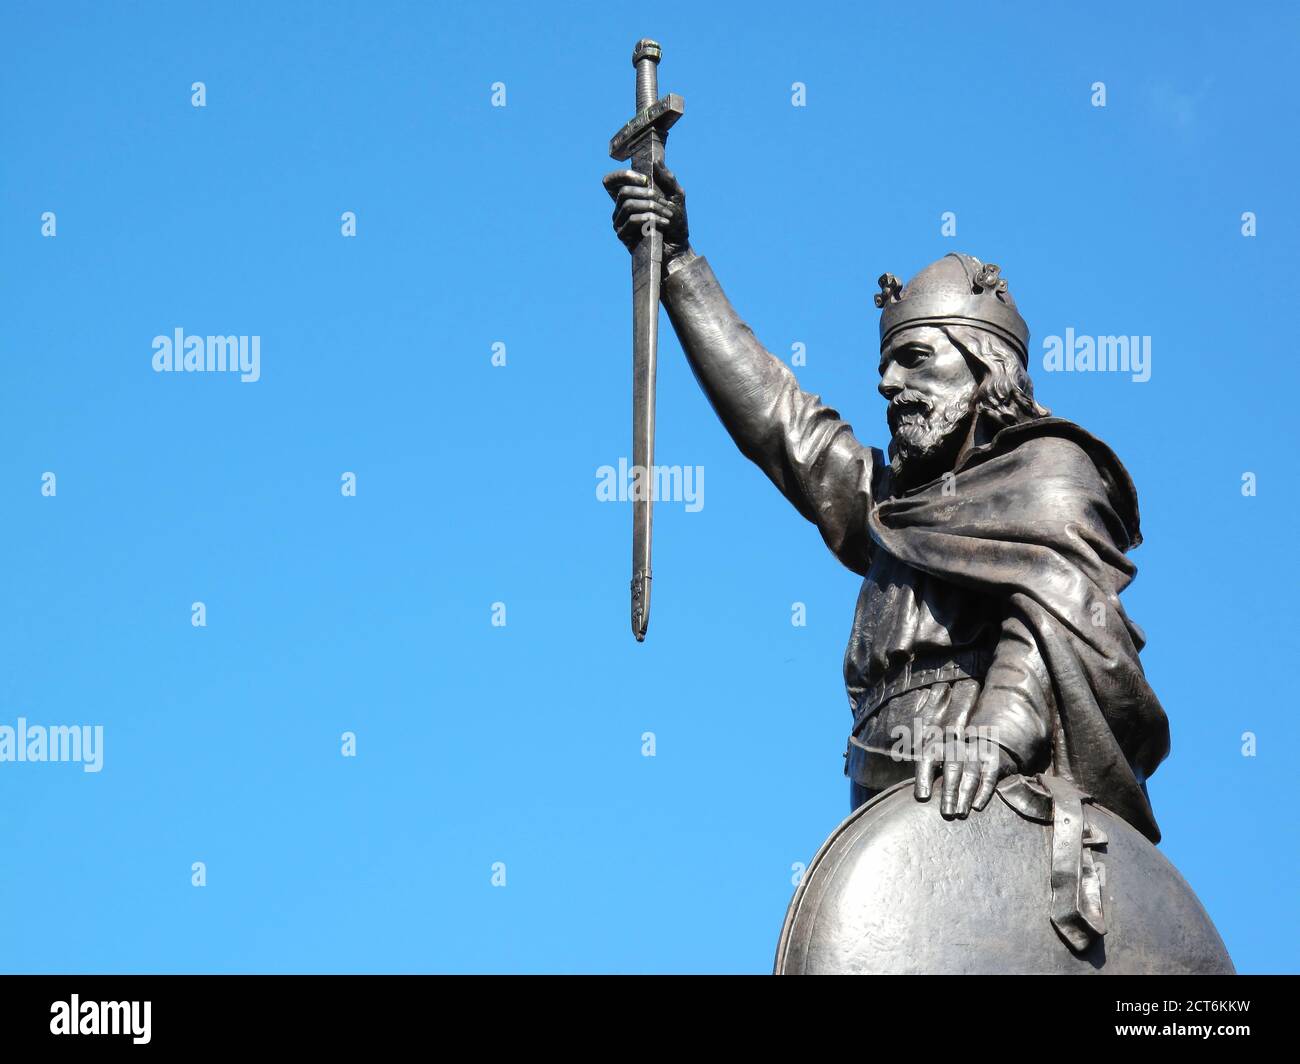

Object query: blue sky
[1,0,1296,973]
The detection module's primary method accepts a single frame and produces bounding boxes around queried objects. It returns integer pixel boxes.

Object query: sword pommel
[633,39,661,112]
[632,38,661,63]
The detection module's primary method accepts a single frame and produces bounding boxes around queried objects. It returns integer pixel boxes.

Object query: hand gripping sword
[609,38,684,642]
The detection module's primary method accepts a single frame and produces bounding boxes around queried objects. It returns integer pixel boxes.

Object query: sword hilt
[609,40,682,163]
[633,39,661,113]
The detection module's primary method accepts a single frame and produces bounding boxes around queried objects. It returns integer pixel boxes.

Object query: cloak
[868,417,1170,842]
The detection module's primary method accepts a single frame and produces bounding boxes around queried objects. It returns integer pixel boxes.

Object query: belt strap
[998,773,1108,953]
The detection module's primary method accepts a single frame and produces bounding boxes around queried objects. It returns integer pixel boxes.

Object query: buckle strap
[998,773,1108,954]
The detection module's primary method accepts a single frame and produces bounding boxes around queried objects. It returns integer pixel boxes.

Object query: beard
[887,383,978,488]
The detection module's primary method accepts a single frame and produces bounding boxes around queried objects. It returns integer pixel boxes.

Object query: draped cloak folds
[660,254,1169,844]
[868,417,1170,842]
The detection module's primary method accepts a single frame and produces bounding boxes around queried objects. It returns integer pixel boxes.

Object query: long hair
[940,324,1050,429]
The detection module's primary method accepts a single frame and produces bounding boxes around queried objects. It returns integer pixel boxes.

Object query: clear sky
[1,1,1296,974]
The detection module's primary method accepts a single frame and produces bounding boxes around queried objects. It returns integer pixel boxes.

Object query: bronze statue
[604,40,1231,974]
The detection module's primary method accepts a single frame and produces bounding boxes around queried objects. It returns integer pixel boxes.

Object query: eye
[893,346,930,369]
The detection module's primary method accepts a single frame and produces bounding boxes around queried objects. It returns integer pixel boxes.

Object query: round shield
[775,781,1234,975]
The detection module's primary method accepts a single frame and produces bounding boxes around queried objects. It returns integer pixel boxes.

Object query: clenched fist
[602,162,691,267]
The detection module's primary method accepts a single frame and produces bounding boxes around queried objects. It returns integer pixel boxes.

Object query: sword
[609,38,684,642]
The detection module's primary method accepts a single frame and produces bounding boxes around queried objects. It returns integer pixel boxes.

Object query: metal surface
[608,39,684,641]
[775,780,1235,975]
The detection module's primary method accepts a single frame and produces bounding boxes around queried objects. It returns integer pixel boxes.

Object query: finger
[972,758,1000,812]
[613,191,674,225]
[919,682,950,726]
[946,678,981,732]
[955,757,982,817]
[613,189,670,210]
[616,212,670,244]
[616,210,671,235]
[613,183,672,207]
[613,198,673,230]
[940,758,962,816]
[603,169,650,199]
[653,162,682,199]
[914,741,939,801]
[614,208,672,237]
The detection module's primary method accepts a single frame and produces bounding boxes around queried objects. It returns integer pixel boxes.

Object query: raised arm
[603,164,880,575]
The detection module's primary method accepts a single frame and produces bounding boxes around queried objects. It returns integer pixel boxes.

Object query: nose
[878,361,905,401]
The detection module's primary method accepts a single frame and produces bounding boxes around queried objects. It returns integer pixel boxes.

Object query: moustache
[887,390,934,430]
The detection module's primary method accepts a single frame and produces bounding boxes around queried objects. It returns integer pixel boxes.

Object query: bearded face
[878,325,981,487]
[887,381,978,482]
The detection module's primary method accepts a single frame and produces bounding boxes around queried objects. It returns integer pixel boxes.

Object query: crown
[875,253,1029,360]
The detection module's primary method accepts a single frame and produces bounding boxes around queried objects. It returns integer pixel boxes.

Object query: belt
[851,647,994,731]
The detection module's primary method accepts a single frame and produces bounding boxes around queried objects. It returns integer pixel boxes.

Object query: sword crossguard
[609,39,684,162]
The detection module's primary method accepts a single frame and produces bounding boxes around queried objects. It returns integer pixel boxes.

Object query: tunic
[661,255,1168,838]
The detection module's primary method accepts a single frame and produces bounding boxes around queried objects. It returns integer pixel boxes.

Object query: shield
[775,779,1234,975]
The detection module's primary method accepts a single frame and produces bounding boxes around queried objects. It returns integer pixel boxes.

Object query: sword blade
[629,131,663,642]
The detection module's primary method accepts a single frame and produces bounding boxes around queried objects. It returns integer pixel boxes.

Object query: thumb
[653,162,682,199]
